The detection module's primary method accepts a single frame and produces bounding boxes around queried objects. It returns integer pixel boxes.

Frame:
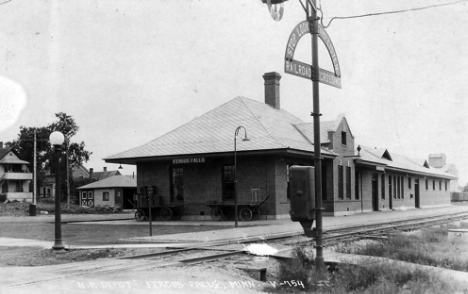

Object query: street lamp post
[49,131,65,251]
[262,0,325,271]
[234,126,250,228]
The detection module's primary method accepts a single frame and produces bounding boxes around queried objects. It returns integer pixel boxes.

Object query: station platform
[120,205,468,244]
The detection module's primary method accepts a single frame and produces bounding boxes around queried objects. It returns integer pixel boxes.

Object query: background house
[0,142,33,202]
[77,175,136,209]
[39,166,121,204]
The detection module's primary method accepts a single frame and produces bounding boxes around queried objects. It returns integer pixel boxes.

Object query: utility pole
[34,129,37,206]
[309,0,324,272]
[29,129,37,216]
[262,0,342,274]
[66,137,70,209]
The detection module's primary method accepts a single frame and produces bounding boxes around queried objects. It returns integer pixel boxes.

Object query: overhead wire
[318,0,468,28]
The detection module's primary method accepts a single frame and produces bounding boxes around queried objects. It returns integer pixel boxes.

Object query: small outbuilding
[77,175,137,209]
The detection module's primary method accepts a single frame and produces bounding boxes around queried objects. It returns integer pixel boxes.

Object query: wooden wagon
[133,193,184,222]
[206,190,270,222]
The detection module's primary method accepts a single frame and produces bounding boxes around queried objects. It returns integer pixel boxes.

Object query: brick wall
[357,167,451,213]
[136,155,279,220]
[330,119,358,216]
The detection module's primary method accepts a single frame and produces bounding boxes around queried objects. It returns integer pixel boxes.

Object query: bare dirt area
[0,214,227,267]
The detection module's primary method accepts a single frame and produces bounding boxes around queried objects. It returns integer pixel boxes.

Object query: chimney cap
[263,72,281,81]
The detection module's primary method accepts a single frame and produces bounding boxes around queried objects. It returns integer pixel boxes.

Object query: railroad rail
[281,211,468,246]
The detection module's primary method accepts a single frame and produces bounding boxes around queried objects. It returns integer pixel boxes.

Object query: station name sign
[172,157,206,164]
[284,21,341,89]
[285,59,342,88]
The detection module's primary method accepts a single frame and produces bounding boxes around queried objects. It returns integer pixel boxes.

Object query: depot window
[401,177,404,199]
[397,176,401,199]
[338,165,344,200]
[388,176,392,199]
[355,171,360,200]
[103,192,109,201]
[345,167,351,199]
[222,165,235,201]
[170,167,184,202]
[381,174,385,200]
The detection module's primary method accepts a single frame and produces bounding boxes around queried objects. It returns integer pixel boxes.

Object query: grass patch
[271,246,456,293]
[0,199,122,216]
[334,223,468,272]
[0,247,127,267]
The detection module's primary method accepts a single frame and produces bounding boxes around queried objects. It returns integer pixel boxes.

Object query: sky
[1,0,467,185]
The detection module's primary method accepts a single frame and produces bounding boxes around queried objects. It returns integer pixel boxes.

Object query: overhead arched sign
[284,21,341,89]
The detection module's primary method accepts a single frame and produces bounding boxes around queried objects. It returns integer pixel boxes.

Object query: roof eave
[355,159,456,180]
[104,148,337,165]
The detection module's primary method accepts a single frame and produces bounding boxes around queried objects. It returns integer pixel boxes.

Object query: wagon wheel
[239,207,253,222]
[135,209,146,222]
[210,206,223,221]
[160,207,173,221]
[172,207,183,221]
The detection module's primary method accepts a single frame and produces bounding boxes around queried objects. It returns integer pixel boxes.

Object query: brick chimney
[89,168,94,179]
[263,72,281,110]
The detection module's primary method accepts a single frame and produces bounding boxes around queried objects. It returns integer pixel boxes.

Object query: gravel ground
[0,214,228,267]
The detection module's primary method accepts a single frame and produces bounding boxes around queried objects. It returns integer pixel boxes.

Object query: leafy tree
[7,113,92,203]
[463,183,468,192]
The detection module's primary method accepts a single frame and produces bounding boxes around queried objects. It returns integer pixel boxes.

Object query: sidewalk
[120,205,468,244]
[0,213,134,223]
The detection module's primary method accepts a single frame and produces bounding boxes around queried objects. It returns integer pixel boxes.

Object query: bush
[272,245,455,293]
[36,201,122,214]
[334,224,468,273]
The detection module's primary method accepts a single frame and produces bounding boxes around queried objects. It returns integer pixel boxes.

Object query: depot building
[104,72,456,220]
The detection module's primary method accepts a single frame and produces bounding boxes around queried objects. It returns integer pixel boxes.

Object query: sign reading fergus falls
[172,157,206,164]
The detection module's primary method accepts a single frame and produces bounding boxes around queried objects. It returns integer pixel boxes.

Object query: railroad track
[293,211,468,245]
[6,211,468,289]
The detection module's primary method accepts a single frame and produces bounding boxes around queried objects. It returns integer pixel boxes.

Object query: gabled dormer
[382,149,392,161]
[327,114,355,155]
[423,160,430,168]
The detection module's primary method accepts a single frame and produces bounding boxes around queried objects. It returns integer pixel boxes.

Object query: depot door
[372,173,379,211]
[414,179,420,208]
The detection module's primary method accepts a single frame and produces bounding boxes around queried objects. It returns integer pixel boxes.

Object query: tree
[6,126,51,197]
[463,183,468,192]
[7,113,92,204]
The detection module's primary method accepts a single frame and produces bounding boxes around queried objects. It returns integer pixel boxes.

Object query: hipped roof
[105,97,338,163]
[357,146,456,180]
[77,175,136,190]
